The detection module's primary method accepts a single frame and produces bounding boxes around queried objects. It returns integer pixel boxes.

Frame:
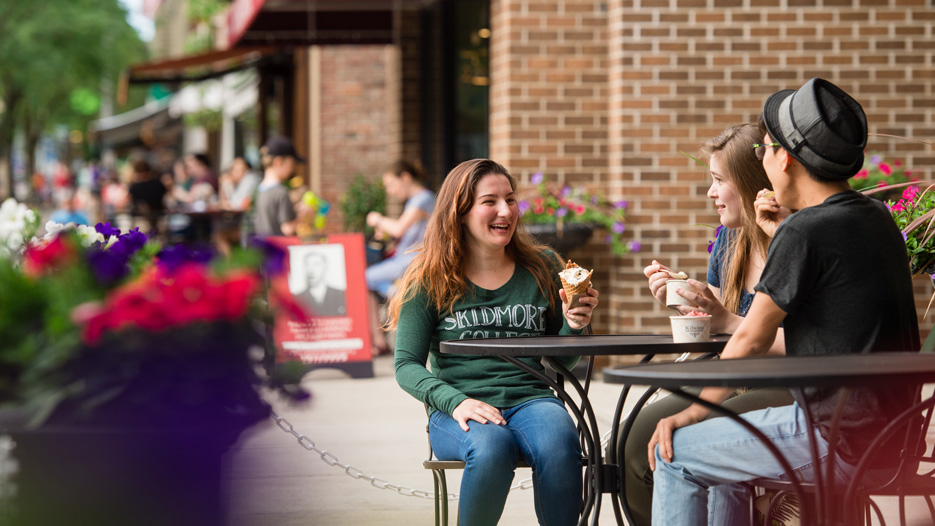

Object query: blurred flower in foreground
[0,200,310,430]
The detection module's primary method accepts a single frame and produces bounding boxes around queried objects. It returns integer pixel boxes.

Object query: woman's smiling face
[706,152,742,229]
[462,173,518,251]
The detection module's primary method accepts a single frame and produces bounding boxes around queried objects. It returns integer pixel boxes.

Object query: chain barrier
[270,411,615,500]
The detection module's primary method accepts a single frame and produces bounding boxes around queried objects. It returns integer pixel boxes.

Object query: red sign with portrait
[267,233,374,378]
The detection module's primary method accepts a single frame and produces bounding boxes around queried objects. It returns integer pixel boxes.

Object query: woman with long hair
[365,160,435,355]
[388,159,598,526]
[622,123,794,526]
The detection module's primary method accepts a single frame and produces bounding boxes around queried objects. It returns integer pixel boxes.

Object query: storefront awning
[89,97,182,149]
[126,46,275,85]
[227,0,401,48]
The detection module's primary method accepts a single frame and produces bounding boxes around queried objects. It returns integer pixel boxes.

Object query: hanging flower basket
[525,222,594,256]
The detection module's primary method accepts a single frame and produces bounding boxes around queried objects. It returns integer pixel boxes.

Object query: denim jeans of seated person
[429,397,583,526]
[651,402,894,526]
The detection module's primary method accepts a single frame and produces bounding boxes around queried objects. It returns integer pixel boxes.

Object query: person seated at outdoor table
[388,159,599,526]
[364,160,435,356]
[219,157,261,212]
[185,152,219,194]
[49,188,90,226]
[252,136,304,238]
[127,160,168,235]
[622,123,795,526]
[648,78,920,526]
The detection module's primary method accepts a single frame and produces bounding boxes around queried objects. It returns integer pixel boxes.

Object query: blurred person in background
[252,136,304,238]
[219,157,261,211]
[127,160,168,236]
[185,153,219,200]
[100,169,130,224]
[49,187,90,226]
[364,160,435,356]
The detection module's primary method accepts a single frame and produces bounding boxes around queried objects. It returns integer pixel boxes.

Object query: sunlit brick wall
[489,0,615,331]
[608,0,935,338]
[491,0,934,340]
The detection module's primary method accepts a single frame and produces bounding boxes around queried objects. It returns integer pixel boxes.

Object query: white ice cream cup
[666,279,694,308]
[669,315,711,343]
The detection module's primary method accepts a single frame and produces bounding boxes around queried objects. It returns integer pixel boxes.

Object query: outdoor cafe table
[439,334,730,526]
[603,352,935,526]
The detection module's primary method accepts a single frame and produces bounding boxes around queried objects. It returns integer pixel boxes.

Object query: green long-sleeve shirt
[394,255,584,416]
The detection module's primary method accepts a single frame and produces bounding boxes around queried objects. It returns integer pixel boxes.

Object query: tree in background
[0,0,147,199]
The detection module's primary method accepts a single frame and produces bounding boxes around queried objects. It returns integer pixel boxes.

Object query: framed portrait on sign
[266,233,373,378]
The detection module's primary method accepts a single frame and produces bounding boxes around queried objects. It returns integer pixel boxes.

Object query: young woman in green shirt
[388,159,599,526]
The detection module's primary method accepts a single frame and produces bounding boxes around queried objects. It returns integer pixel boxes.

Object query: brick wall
[317,46,393,231]
[605,0,935,338]
[489,0,935,340]
[489,0,614,329]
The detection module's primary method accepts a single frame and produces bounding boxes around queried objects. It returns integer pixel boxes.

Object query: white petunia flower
[74,224,104,247]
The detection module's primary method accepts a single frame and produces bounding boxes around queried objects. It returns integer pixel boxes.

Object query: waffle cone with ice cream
[558,261,593,308]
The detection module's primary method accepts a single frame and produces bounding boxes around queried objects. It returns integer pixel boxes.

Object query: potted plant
[0,199,308,525]
[862,181,935,352]
[518,172,639,256]
[340,173,386,264]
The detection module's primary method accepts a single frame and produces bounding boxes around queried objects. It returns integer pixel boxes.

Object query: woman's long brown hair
[700,124,773,313]
[386,159,560,328]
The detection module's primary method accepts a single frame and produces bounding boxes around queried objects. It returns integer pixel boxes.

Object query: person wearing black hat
[647,78,920,525]
[252,136,306,238]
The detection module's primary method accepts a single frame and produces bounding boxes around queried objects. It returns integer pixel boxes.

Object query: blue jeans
[651,403,892,526]
[429,397,583,526]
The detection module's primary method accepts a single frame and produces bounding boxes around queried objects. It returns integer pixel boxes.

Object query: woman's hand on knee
[453,398,506,431]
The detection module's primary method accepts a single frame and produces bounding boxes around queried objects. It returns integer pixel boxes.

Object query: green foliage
[0,0,147,194]
[340,174,386,235]
[183,109,224,132]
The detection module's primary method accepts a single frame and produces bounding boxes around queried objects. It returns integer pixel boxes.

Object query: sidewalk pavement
[225,355,640,526]
[224,355,935,526]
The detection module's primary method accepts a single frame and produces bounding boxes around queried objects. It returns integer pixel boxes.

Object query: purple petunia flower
[556,207,568,218]
[612,221,626,234]
[86,247,129,284]
[614,200,628,210]
[561,186,572,198]
[531,172,544,185]
[95,222,121,239]
[110,228,148,259]
[628,240,641,252]
[249,238,287,275]
[870,154,882,165]
[518,201,531,214]
[157,244,215,273]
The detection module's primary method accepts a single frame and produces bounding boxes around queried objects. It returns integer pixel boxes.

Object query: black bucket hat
[762,78,867,180]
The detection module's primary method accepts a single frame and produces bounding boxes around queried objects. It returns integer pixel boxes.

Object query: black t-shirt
[128,179,168,213]
[756,190,920,464]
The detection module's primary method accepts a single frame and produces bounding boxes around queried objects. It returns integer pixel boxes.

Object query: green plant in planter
[340,173,386,237]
